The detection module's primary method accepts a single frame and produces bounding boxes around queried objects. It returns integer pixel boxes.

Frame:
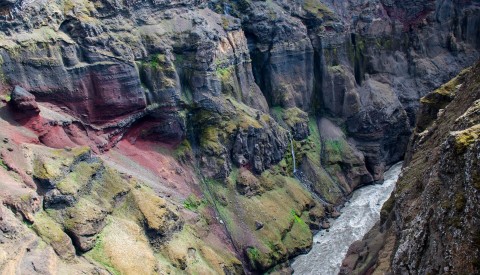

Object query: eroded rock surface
[341,61,480,275]
[0,0,478,273]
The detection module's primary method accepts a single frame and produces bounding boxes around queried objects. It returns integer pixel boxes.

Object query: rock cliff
[341,61,480,275]
[0,0,478,273]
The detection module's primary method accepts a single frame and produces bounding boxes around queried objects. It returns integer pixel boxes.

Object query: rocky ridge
[0,0,478,273]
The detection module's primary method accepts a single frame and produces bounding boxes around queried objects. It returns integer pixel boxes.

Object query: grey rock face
[232,125,287,174]
[239,0,479,181]
[10,86,40,114]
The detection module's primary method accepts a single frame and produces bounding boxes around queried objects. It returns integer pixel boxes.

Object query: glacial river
[291,162,403,275]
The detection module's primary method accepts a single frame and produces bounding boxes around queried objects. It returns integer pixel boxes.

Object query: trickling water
[331,73,335,111]
[289,132,297,173]
[291,162,403,275]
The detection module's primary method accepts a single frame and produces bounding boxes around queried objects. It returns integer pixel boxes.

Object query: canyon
[0,0,478,274]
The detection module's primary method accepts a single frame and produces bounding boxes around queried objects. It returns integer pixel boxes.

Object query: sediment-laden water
[291,162,403,275]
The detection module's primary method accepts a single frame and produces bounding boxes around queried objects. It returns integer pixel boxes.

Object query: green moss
[0,159,7,170]
[246,247,261,269]
[33,147,90,182]
[282,212,311,254]
[454,125,480,153]
[64,198,106,231]
[328,65,344,74]
[217,66,233,81]
[32,212,66,244]
[139,53,177,89]
[195,98,265,155]
[303,0,334,19]
[283,108,308,129]
[183,194,207,211]
[82,167,131,212]
[381,195,395,220]
[174,139,192,162]
[32,211,75,260]
[200,126,224,155]
[206,169,316,271]
[86,230,121,275]
[325,140,343,155]
[420,67,470,107]
[56,161,101,195]
[290,209,303,224]
[221,16,230,30]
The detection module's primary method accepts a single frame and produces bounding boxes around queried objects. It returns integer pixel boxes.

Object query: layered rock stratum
[0,0,478,273]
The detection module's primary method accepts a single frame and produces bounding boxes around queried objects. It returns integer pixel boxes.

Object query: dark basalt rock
[231,126,287,174]
[255,221,264,230]
[10,86,40,114]
[0,0,16,8]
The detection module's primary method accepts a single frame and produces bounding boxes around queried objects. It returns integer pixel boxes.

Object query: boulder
[10,86,40,114]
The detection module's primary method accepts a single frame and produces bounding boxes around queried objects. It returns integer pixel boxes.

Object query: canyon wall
[0,0,478,273]
[342,61,480,275]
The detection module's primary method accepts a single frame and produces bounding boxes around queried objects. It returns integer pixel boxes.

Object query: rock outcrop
[9,86,40,114]
[341,61,480,275]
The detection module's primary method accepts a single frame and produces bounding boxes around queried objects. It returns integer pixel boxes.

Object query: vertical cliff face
[341,62,480,275]
[0,0,478,273]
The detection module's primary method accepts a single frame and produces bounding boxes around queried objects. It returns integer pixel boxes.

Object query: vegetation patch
[246,247,261,269]
[0,159,7,170]
[183,194,207,211]
[174,139,192,163]
[453,124,480,153]
[303,0,334,19]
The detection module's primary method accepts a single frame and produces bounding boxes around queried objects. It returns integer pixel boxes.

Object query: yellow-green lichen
[453,125,480,153]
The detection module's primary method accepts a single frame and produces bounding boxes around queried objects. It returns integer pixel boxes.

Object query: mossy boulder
[236,169,264,197]
[32,146,91,188]
[32,211,76,261]
[132,189,182,247]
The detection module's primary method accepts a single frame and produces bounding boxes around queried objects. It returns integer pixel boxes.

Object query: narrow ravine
[291,162,403,275]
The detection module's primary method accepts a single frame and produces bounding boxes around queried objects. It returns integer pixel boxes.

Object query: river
[291,162,403,275]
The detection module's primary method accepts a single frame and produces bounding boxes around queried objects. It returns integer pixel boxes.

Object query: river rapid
[291,162,403,275]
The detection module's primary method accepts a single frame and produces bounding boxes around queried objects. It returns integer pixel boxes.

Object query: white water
[289,132,297,173]
[291,162,403,275]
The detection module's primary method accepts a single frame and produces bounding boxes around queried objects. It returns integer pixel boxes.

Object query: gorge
[0,0,478,274]
[292,162,403,274]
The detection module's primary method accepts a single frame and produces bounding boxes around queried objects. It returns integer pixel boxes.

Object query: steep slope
[341,61,480,274]
[0,0,478,273]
